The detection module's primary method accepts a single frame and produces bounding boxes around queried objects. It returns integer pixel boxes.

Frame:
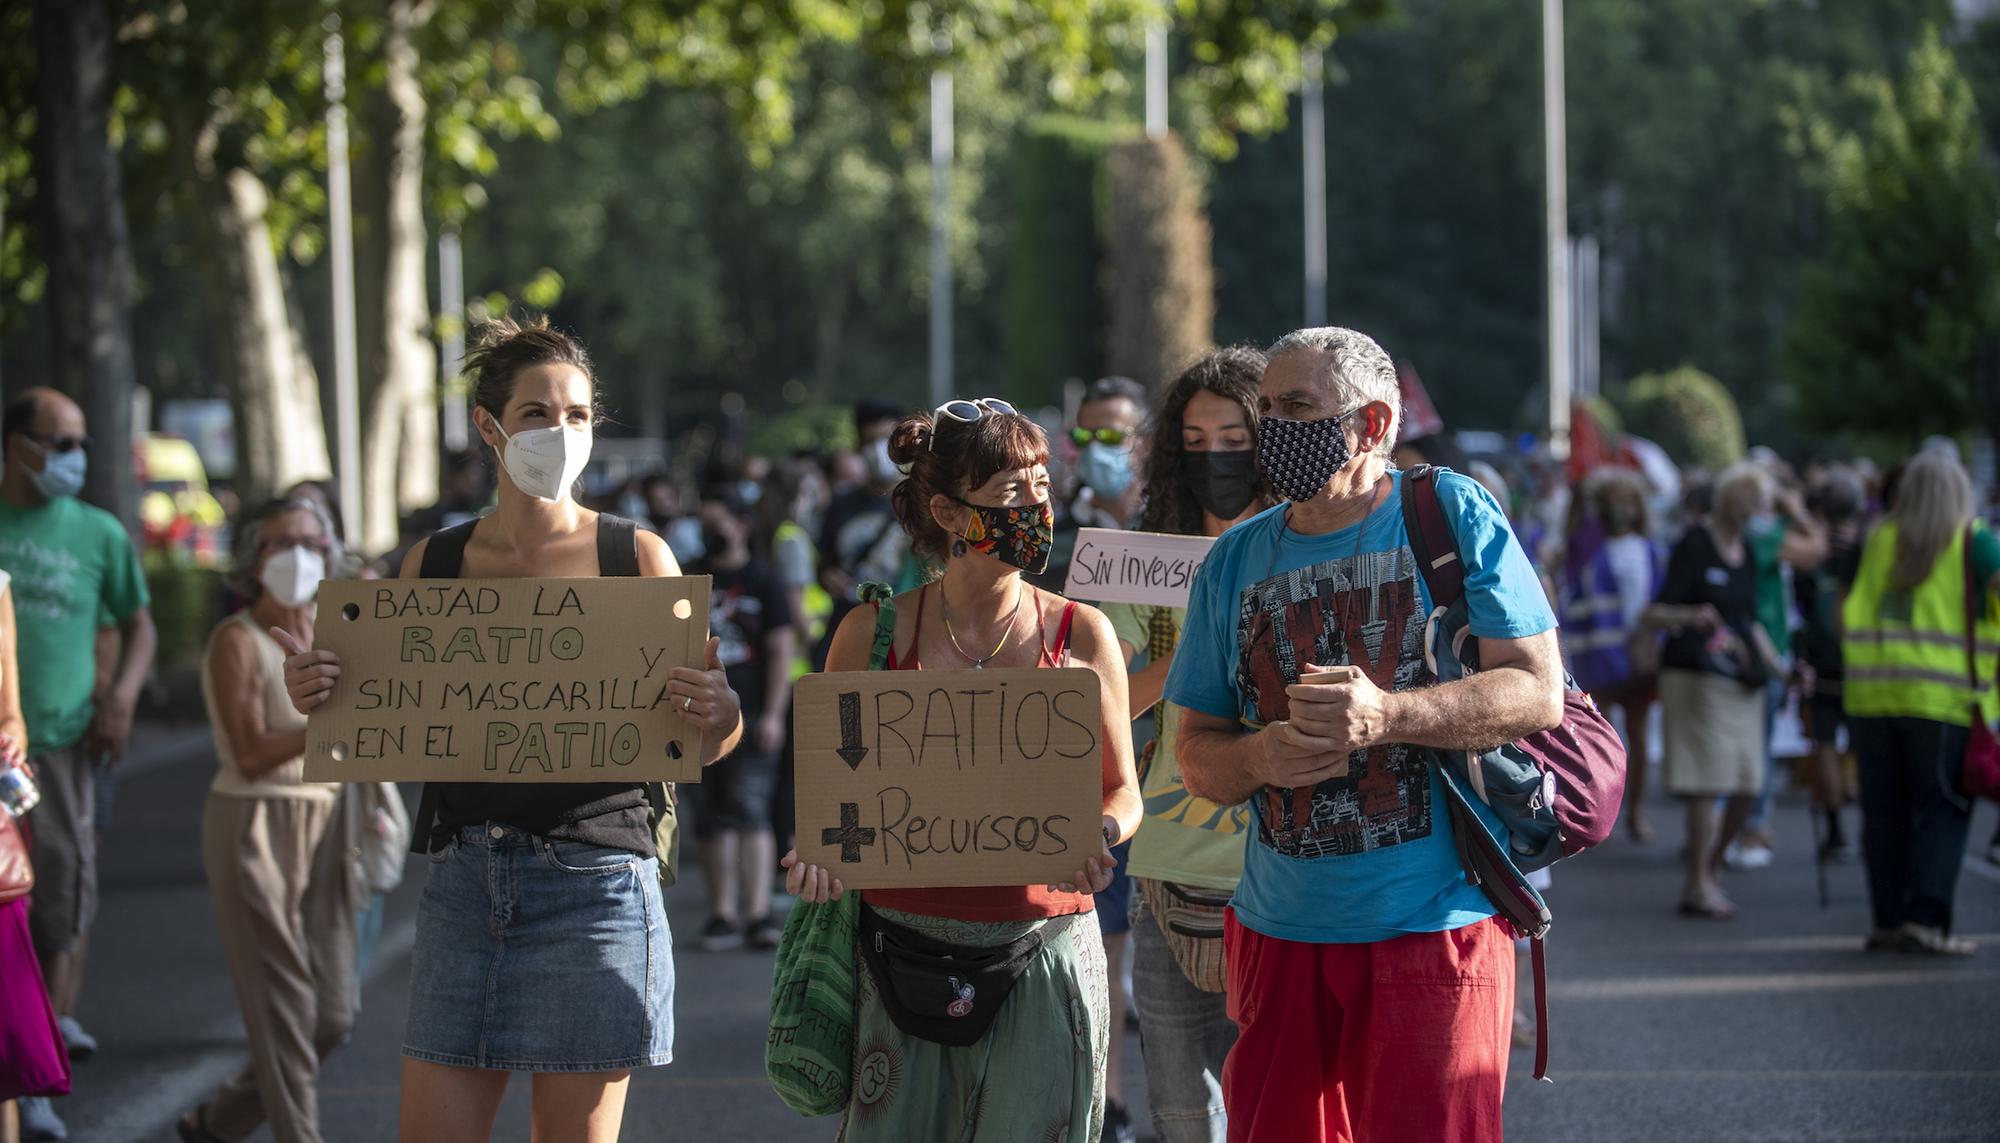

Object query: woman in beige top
[178,498,360,1143]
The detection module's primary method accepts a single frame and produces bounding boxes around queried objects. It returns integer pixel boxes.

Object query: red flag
[1566,399,1621,483]
[1397,361,1444,441]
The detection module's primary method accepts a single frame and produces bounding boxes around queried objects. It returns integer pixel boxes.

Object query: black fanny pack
[857,904,1077,1047]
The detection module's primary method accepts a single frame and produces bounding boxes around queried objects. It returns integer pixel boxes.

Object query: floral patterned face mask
[952,497,1056,575]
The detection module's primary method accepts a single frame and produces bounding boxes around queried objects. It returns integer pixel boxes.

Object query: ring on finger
[683,695,694,712]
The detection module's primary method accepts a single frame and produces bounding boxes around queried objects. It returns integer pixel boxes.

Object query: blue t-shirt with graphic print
[1162,469,1557,943]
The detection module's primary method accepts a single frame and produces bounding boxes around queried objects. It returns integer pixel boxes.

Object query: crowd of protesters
[0,319,1995,1142]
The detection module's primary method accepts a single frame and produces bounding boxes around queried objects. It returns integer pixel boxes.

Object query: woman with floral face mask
[179,496,358,1143]
[275,316,745,1143]
[784,399,1143,1142]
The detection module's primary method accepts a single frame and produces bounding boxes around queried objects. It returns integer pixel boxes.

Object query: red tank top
[869,584,1097,922]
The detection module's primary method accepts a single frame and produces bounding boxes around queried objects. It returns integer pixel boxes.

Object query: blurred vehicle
[135,434,227,567]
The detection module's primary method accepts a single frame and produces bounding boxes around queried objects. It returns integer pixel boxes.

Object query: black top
[813,486,898,667]
[411,514,657,856]
[1657,523,1764,684]
[693,558,794,721]
[1794,530,1863,680]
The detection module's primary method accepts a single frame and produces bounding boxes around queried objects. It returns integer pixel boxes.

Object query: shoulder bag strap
[1964,523,1981,693]
[859,582,898,672]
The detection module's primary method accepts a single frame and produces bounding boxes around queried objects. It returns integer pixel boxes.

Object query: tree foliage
[1613,366,1746,472]
[1003,115,1131,405]
[1782,25,2000,445]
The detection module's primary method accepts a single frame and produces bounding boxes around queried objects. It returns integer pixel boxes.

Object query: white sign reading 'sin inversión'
[1063,528,1217,608]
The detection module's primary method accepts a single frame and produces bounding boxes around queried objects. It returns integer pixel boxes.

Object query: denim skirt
[404,824,674,1072]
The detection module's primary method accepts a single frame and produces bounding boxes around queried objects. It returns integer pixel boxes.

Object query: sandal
[1677,891,1737,921]
[1898,923,1976,957]
[177,1106,226,1143]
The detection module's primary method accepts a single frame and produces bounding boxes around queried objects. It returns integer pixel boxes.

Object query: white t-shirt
[1602,534,1654,628]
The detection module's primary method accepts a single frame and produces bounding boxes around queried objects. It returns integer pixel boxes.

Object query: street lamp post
[1543,0,1572,460]
[1145,22,1168,141]
[1303,49,1328,328]
[928,61,953,410]
[324,17,362,544]
[439,227,467,451]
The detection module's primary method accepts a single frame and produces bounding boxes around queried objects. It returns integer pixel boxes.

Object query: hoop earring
[950,538,968,559]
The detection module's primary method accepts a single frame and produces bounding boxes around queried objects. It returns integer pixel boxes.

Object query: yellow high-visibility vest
[1841,522,2000,727]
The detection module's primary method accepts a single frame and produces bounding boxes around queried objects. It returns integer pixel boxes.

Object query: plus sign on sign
[791,668,1103,889]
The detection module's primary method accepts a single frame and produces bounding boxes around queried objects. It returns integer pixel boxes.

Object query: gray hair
[225,497,345,600]
[1711,460,1772,527]
[1267,326,1401,441]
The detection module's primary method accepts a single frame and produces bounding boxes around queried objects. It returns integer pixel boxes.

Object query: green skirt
[837,904,1109,1143]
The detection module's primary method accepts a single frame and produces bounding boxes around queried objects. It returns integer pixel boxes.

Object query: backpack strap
[419,518,479,578]
[597,514,641,577]
[409,519,478,855]
[1396,465,1465,608]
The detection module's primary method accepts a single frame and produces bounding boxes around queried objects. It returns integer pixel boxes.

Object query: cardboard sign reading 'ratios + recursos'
[792,668,1103,888]
[304,577,711,783]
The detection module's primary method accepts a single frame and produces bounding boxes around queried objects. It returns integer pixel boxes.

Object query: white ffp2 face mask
[261,546,326,608]
[489,417,593,502]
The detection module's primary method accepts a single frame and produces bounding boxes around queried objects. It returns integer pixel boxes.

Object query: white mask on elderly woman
[261,546,326,608]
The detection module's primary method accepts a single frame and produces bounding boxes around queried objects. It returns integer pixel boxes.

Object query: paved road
[43,723,2000,1141]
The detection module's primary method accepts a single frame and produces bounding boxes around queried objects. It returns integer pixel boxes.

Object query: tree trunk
[176,111,332,505]
[352,0,436,556]
[33,0,138,527]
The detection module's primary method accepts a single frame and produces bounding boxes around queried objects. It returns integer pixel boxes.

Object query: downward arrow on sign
[836,691,868,770]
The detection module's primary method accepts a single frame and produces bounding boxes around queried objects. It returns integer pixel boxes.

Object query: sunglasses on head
[929,398,1019,451]
[1069,427,1132,448]
[25,433,88,454]
[934,398,1018,424]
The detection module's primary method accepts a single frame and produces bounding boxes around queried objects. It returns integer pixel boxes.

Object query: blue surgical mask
[1076,442,1135,499]
[31,449,86,500]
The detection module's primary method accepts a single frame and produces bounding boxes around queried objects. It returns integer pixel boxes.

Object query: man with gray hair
[1164,327,1564,1141]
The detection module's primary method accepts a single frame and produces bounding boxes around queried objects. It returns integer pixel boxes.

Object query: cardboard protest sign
[792,668,1103,889]
[304,577,711,783]
[1063,528,1216,608]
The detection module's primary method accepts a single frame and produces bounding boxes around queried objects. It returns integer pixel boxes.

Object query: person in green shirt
[1737,476,1826,863]
[1105,346,1272,1143]
[0,388,155,1099]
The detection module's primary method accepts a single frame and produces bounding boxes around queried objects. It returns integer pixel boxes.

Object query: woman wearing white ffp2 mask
[274,315,747,1143]
[484,406,593,502]
[259,544,326,609]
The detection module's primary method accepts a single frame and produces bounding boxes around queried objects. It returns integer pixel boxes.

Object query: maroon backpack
[1400,465,1630,1080]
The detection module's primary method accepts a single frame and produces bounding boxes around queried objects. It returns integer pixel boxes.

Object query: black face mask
[700,526,731,560]
[1180,449,1260,520]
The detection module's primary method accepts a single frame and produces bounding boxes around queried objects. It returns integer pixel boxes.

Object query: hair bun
[886,415,935,467]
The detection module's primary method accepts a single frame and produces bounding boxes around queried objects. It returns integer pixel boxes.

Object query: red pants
[1221,910,1513,1143]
